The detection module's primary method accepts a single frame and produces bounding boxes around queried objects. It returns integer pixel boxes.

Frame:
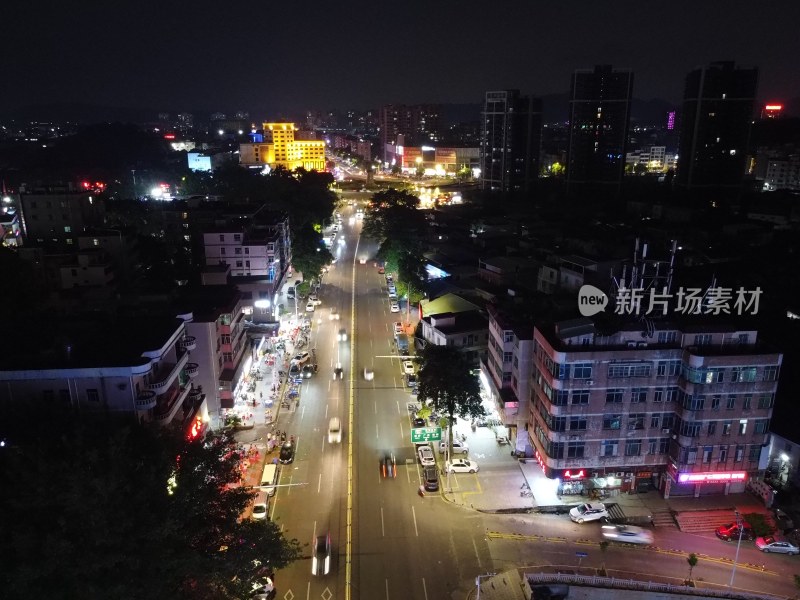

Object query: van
[251,490,268,520]
[260,463,279,497]
[328,417,342,443]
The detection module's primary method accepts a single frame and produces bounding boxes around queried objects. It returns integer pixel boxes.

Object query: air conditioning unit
[661,428,671,434]
[586,380,594,385]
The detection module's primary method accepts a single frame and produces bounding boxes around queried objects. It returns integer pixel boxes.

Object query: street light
[475,572,497,600]
[729,510,744,588]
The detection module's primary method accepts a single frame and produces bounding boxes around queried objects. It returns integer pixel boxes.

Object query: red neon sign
[564,469,585,480]
[164,133,176,140]
[765,104,783,111]
[678,471,746,484]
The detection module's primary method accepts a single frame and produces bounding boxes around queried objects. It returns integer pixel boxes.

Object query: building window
[734,446,744,462]
[748,445,761,461]
[235,247,242,255]
[647,439,658,455]
[567,442,585,458]
[219,234,225,242]
[650,414,661,429]
[631,388,647,403]
[502,352,512,363]
[503,331,514,342]
[236,261,243,268]
[657,330,678,344]
[605,389,624,403]
[726,395,736,410]
[602,414,622,430]
[601,441,618,457]
[762,365,779,381]
[711,396,721,410]
[608,363,652,378]
[719,446,728,462]
[742,395,751,410]
[86,389,99,402]
[572,363,592,379]
[722,421,732,435]
[659,438,670,454]
[571,390,589,405]
[707,421,717,435]
[234,234,241,241]
[220,247,226,255]
[702,446,713,463]
[738,420,747,435]
[754,420,769,434]
[653,389,664,403]
[665,388,678,402]
[569,417,587,431]
[628,414,645,430]
[693,334,712,345]
[757,394,773,409]
[680,421,701,437]
[625,440,642,456]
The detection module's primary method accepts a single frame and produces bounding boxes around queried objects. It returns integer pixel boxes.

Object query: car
[756,536,800,554]
[438,439,469,455]
[328,417,341,444]
[329,310,340,320]
[601,524,654,545]
[401,360,415,375]
[292,352,310,365]
[388,292,398,301]
[333,364,344,380]
[337,328,347,342]
[287,288,295,298]
[306,301,315,312]
[445,458,479,474]
[715,521,755,541]
[417,445,435,466]
[363,368,374,381]
[381,452,396,478]
[301,364,315,379]
[405,373,417,388]
[423,465,439,491]
[390,301,400,313]
[393,322,404,335]
[569,503,609,523]
[412,417,426,428]
[279,441,295,464]
[385,274,393,283]
[311,533,332,576]
[378,266,385,274]
[288,364,302,382]
[359,258,367,264]
[309,294,321,306]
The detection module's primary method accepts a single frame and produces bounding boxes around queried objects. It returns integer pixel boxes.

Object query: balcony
[178,336,197,352]
[155,385,192,423]
[147,353,189,392]
[136,390,157,410]
[184,363,199,379]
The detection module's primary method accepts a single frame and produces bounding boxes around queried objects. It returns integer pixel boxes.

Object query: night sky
[4,0,800,115]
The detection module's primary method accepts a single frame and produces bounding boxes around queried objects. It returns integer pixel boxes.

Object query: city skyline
[3,0,800,116]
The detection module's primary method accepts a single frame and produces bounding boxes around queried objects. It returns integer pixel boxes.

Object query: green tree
[0,410,301,599]
[686,553,698,583]
[416,345,483,456]
[290,223,334,281]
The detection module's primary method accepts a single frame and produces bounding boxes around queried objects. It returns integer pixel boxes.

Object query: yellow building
[239,123,326,171]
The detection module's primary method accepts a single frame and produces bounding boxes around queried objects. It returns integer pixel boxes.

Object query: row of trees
[0,409,301,599]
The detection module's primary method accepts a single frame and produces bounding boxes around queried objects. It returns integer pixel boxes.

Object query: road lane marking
[422,577,428,600]
[412,506,419,536]
[381,507,385,537]
[376,423,379,439]
[317,472,322,494]
[288,473,294,496]
[385,578,389,600]
[345,230,358,600]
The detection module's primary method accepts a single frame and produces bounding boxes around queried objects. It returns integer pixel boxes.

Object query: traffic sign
[411,427,442,443]
[575,552,588,558]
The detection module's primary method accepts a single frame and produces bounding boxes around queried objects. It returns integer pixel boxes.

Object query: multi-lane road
[265,197,800,600]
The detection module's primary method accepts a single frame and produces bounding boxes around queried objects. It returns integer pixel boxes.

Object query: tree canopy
[415,344,484,453]
[0,411,301,599]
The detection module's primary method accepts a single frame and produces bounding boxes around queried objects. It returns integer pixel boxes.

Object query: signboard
[411,427,442,443]
[575,552,588,558]
[677,471,747,484]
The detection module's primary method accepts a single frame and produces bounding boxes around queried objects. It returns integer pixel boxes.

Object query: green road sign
[411,427,442,443]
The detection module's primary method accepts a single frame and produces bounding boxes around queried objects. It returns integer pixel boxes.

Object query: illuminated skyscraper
[566,65,634,197]
[676,61,758,190]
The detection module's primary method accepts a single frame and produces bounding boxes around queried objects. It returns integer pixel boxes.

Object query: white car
[359,258,367,264]
[292,352,310,365]
[306,301,315,312]
[439,439,469,454]
[569,502,609,523]
[363,368,374,381]
[393,322,404,335]
[417,445,435,466]
[445,459,479,474]
[328,418,342,444]
[390,301,400,313]
[329,310,340,321]
[337,328,347,342]
[402,360,415,375]
[601,524,654,545]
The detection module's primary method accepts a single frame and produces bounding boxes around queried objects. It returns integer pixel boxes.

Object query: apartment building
[481,304,535,454]
[530,318,781,498]
[239,123,326,171]
[0,316,209,437]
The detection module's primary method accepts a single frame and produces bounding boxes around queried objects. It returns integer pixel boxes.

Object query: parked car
[755,536,800,554]
[423,465,439,491]
[279,441,295,464]
[445,458,479,474]
[306,301,315,312]
[569,503,608,523]
[601,524,654,545]
[402,360,415,375]
[381,452,396,478]
[393,322,404,335]
[412,417,426,428]
[311,533,332,576]
[405,373,417,388]
[390,301,400,313]
[438,439,469,454]
[288,364,302,382]
[308,294,321,306]
[715,522,755,541]
[417,445,435,466]
[292,352,310,365]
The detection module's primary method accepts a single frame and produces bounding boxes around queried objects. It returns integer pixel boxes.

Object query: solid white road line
[385,578,390,600]
[381,507,385,537]
[422,578,428,600]
[411,506,419,537]
[376,423,379,439]
[317,472,322,494]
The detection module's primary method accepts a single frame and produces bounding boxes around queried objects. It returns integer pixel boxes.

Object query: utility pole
[729,510,744,588]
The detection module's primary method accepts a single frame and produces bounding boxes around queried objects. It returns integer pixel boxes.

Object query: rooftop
[420,293,480,318]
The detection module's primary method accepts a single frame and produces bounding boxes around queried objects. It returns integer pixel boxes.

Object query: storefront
[662,462,748,498]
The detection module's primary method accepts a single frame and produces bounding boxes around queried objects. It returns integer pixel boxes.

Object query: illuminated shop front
[662,461,748,498]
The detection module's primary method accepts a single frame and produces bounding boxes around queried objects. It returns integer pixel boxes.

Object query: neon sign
[677,471,746,484]
[563,470,585,480]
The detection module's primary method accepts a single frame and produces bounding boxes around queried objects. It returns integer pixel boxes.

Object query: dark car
[423,465,439,491]
[381,452,396,478]
[311,533,331,576]
[301,364,314,379]
[333,364,344,380]
[715,521,755,541]
[288,364,302,383]
[412,417,426,428]
[279,441,295,464]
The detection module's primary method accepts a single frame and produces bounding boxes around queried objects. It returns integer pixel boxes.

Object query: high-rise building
[480,90,542,192]
[566,65,634,196]
[239,123,326,171]
[379,104,441,161]
[676,61,758,190]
